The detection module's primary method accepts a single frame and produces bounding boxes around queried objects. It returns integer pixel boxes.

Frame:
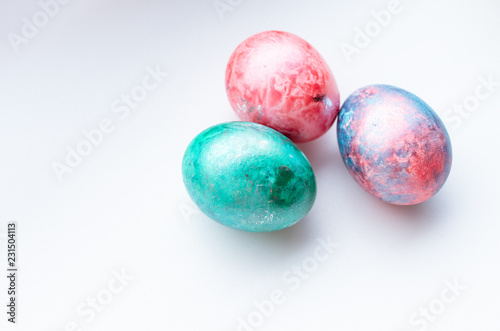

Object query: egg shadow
[339,174,453,234]
[374,193,450,227]
[211,211,317,252]
[297,130,343,176]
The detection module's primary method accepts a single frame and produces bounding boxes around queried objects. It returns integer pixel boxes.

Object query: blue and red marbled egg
[337,85,452,205]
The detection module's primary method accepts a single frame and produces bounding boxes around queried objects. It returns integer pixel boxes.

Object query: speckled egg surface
[182,122,316,232]
[337,85,452,205]
[225,30,340,143]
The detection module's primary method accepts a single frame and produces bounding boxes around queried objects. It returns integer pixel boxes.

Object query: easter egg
[337,85,452,205]
[225,30,340,143]
[182,122,316,232]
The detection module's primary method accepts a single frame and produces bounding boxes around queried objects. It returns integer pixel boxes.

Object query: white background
[1,0,499,330]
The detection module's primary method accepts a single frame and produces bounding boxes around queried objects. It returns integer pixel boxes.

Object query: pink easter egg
[226,31,340,143]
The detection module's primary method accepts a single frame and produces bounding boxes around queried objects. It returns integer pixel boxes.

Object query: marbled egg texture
[337,85,452,205]
[182,122,316,232]
[226,31,340,143]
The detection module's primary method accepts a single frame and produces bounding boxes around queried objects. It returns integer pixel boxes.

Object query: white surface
[1,0,499,330]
